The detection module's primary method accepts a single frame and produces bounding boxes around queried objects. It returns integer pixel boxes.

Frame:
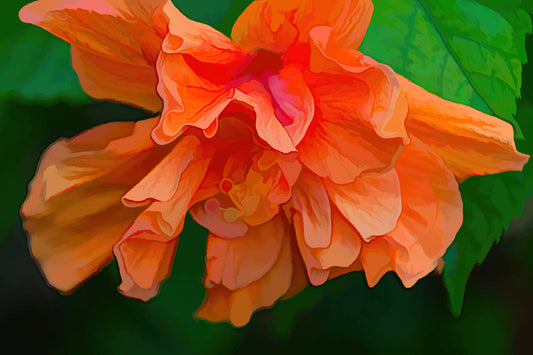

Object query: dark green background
[1,0,533,353]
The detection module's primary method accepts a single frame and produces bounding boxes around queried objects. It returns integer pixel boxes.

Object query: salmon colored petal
[197,233,293,326]
[282,236,309,299]
[205,216,286,290]
[326,169,402,241]
[399,75,529,181]
[190,200,249,238]
[232,0,373,52]
[20,0,168,111]
[152,53,235,144]
[292,207,361,286]
[152,1,248,144]
[122,136,207,206]
[123,136,214,238]
[359,238,393,287]
[291,170,331,249]
[234,82,297,153]
[71,47,162,112]
[114,215,178,301]
[112,138,214,300]
[309,27,408,141]
[384,138,463,287]
[298,28,406,184]
[21,117,164,292]
[267,65,315,146]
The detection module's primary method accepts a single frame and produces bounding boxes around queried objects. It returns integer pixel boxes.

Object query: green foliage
[361,0,530,136]
[174,0,254,37]
[362,0,532,315]
[0,28,88,104]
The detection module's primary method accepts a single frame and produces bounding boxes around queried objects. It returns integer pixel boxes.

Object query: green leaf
[361,0,532,315]
[0,28,89,104]
[360,0,531,137]
[173,0,254,37]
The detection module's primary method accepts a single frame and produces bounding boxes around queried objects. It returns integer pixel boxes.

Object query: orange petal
[232,0,373,52]
[399,75,529,181]
[204,216,286,290]
[21,117,163,292]
[309,27,408,141]
[384,138,463,287]
[291,170,331,249]
[114,215,178,301]
[298,28,406,184]
[293,206,361,285]
[123,136,214,238]
[152,53,234,144]
[359,238,393,287]
[152,2,248,144]
[267,65,315,146]
[234,81,297,153]
[326,169,402,241]
[197,230,293,326]
[20,0,168,111]
[122,136,208,206]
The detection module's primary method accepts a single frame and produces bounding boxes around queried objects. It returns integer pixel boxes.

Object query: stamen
[220,178,233,193]
[204,198,220,213]
[223,207,241,222]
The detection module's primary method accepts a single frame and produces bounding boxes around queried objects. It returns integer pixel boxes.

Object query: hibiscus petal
[152,2,248,144]
[291,170,331,249]
[113,138,214,300]
[384,138,463,287]
[204,216,286,290]
[232,0,373,52]
[326,169,402,241]
[398,75,529,181]
[123,136,214,238]
[297,28,406,184]
[293,207,361,286]
[20,0,168,111]
[267,65,315,146]
[114,214,178,301]
[234,81,296,153]
[197,229,293,326]
[359,238,393,287]
[21,117,163,292]
[122,136,207,206]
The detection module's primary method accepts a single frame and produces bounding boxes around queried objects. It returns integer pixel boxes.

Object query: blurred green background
[1,0,533,354]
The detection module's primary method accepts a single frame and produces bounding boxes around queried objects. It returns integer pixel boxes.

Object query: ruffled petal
[197,225,293,327]
[234,82,296,153]
[298,28,406,184]
[384,138,463,287]
[291,170,331,249]
[20,0,168,111]
[359,238,393,287]
[399,75,529,181]
[267,65,315,146]
[204,216,286,291]
[21,117,163,292]
[114,136,214,300]
[114,214,178,301]
[232,0,373,52]
[122,136,213,238]
[292,206,361,286]
[325,169,402,241]
[152,2,248,144]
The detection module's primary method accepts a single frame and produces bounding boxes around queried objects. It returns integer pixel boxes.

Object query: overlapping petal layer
[19,0,169,111]
[21,117,166,292]
[232,0,374,52]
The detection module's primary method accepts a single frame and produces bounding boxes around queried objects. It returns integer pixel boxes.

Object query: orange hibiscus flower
[20,0,528,326]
